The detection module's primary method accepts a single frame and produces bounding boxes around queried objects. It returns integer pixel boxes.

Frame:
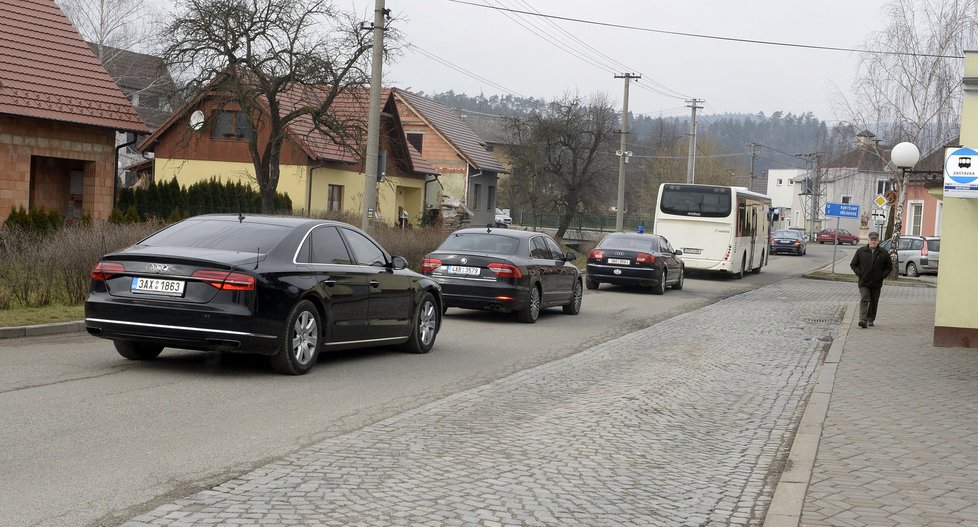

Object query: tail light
[920,243,928,257]
[588,249,604,261]
[91,261,125,281]
[192,270,256,291]
[421,258,442,273]
[635,253,655,266]
[722,245,732,261]
[488,262,523,279]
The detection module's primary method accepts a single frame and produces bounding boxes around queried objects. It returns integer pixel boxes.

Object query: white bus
[654,183,772,278]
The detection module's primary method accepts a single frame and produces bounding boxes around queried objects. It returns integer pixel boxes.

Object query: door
[341,228,415,340]
[529,236,562,305]
[544,236,576,300]
[300,226,369,343]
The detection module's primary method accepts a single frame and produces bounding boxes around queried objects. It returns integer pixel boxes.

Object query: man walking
[849,231,893,328]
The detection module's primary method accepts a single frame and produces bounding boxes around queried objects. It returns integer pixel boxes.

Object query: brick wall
[0,114,116,221]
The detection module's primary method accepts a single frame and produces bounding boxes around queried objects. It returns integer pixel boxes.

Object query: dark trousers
[858,285,882,323]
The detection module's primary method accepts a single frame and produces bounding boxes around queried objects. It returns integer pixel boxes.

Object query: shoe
[858,320,867,328]
[868,321,874,327]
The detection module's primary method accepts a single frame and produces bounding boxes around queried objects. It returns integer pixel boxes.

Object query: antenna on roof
[238,212,245,223]
[255,247,260,270]
[486,223,493,233]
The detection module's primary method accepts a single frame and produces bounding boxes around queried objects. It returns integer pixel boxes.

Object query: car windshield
[598,235,657,252]
[140,219,292,252]
[773,231,800,239]
[438,233,519,255]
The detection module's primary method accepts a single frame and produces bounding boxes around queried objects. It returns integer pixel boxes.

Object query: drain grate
[804,318,835,323]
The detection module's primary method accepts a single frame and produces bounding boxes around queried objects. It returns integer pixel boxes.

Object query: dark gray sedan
[585,232,684,295]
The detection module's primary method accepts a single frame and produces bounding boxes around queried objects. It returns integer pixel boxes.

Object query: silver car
[880,236,940,276]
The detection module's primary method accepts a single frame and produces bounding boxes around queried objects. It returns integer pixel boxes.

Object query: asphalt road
[0,244,850,527]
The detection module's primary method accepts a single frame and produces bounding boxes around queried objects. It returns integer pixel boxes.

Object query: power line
[407,44,526,98]
[447,0,965,59]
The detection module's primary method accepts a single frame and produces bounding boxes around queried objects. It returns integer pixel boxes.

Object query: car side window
[898,238,912,250]
[544,237,564,260]
[304,226,352,265]
[530,237,551,259]
[341,229,387,267]
[910,239,923,251]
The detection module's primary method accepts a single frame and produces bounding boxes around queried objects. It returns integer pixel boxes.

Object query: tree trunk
[888,171,910,279]
[554,198,579,240]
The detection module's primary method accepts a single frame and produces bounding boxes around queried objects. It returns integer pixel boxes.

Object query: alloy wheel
[419,299,438,346]
[291,311,318,365]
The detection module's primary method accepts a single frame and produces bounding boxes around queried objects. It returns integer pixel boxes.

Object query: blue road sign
[824,202,861,218]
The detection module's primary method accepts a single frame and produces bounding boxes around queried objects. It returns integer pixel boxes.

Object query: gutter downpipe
[114,132,141,207]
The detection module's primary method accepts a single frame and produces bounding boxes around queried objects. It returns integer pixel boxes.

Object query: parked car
[585,232,684,295]
[494,208,513,228]
[422,227,582,323]
[816,228,860,245]
[769,229,807,256]
[879,235,940,276]
[85,215,442,375]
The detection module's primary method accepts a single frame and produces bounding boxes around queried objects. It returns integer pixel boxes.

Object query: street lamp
[888,141,921,278]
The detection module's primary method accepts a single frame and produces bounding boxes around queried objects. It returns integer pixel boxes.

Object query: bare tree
[58,0,157,60]
[161,0,379,213]
[842,0,978,275]
[503,94,618,240]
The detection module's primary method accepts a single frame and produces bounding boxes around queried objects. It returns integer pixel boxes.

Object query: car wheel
[403,292,439,354]
[653,271,666,295]
[517,284,541,323]
[819,241,825,244]
[562,280,583,315]
[906,262,919,278]
[113,340,163,361]
[672,267,684,290]
[585,276,599,290]
[270,300,321,375]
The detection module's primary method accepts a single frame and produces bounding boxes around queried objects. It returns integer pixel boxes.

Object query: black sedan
[422,228,582,323]
[585,232,684,294]
[85,215,442,375]
[770,229,807,256]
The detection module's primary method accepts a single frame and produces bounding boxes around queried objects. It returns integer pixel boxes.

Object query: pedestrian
[849,231,893,328]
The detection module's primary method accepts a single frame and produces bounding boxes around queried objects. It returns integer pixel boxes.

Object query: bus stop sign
[824,202,861,218]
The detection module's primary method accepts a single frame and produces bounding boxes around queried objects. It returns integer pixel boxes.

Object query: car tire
[403,291,439,354]
[113,340,163,361]
[517,284,542,323]
[672,267,684,290]
[906,262,919,278]
[653,271,666,295]
[270,300,321,375]
[585,276,599,290]
[562,280,583,315]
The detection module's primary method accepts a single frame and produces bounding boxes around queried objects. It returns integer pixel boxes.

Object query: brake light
[91,261,125,281]
[635,253,655,265]
[920,243,928,257]
[588,249,604,260]
[421,258,442,273]
[488,262,523,278]
[192,270,256,291]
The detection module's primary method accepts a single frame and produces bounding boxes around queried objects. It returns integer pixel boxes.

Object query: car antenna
[238,212,245,223]
[254,247,260,270]
[486,223,492,233]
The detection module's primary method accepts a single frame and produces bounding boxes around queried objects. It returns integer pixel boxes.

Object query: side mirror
[564,252,577,261]
[674,250,683,256]
[390,256,408,270]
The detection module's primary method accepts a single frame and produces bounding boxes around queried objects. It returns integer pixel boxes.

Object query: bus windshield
[659,184,732,218]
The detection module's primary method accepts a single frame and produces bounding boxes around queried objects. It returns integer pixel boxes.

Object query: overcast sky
[338,0,895,121]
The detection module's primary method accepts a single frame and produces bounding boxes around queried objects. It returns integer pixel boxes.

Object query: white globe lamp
[891,142,920,169]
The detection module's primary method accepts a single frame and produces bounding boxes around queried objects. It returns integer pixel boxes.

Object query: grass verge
[0,304,85,327]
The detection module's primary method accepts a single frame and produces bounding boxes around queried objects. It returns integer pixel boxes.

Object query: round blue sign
[945,147,978,184]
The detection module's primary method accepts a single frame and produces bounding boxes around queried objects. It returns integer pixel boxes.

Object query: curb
[0,320,86,340]
[762,301,855,527]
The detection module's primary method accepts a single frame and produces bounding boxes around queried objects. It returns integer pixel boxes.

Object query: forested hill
[424,90,830,181]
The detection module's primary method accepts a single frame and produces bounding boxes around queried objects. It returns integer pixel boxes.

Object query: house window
[909,202,924,236]
[472,184,482,210]
[212,111,251,138]
[487,185,496,211]
[841,195,852,204]
[406,132,423,154]
[876,179,893,195]
[327,185,343,212]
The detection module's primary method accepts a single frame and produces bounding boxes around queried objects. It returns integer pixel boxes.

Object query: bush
[115,177,292,220]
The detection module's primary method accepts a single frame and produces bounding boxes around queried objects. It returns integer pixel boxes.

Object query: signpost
[824,202,861,274]
[944,147,978,198]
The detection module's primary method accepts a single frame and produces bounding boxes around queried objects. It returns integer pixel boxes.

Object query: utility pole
[685,98,703,184]
[361,0,387,233]
[800,152,821,240]
[747,142,759,192]
[614,73,640,232]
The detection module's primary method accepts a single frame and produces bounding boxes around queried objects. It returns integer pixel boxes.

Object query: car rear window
[438,233,519,255]
[927,239,940,252]
[140,219,292,252]
[598,235,657,252]
[773,231,800,238]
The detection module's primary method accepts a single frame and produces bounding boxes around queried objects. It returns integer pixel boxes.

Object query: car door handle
[321,279,337,287]
[369,280,380,288]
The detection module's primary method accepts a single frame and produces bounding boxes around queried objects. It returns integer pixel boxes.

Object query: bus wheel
[735,256,746,279]
[752,253,763,274]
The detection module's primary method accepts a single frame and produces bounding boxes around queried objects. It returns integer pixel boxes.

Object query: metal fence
[517,211,653,233]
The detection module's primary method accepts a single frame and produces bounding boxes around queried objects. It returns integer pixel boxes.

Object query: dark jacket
[850,244,893,287]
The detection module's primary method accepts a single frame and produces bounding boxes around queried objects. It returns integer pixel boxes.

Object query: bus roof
[658,183,772,203]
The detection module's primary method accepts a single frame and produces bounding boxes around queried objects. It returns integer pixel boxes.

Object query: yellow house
[138,88,438,225]
[934,51,978,348]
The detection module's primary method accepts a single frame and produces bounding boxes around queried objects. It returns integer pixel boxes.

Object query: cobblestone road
[125,279,862,527]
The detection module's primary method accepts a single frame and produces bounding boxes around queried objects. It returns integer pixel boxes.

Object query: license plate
[607,258,630,265]
[446,265,481,276]
[682,248,702,255]
[131,277,186,296]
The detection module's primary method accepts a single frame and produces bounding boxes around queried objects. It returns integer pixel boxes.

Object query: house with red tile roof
[393,89,508,227]
[0,0,148,222]
[138,84,438,224]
